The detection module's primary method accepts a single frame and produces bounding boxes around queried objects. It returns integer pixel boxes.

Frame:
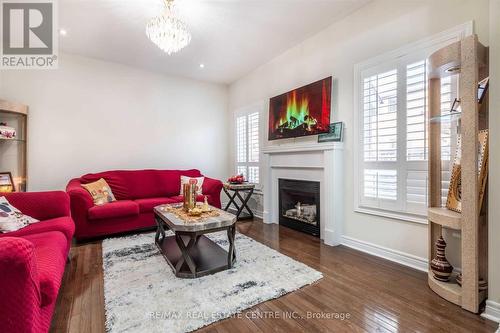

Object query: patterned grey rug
[102,231,323,333]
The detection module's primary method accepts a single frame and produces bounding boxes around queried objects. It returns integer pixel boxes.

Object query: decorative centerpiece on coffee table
[182,183,197,211]
[154,203,237,278]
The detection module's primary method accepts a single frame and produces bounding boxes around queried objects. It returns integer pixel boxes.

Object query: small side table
[223,183,255,221]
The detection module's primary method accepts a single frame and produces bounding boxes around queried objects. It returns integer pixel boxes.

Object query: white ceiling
[60,0,370,84]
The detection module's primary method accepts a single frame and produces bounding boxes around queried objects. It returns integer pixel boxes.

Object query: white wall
[228,0,489,260]
[487,0,500,321]
[0,54,229,190]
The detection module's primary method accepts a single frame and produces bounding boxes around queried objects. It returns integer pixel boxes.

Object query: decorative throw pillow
[81,178,117,206]
[0,197,39,233]
[180,176,204,196]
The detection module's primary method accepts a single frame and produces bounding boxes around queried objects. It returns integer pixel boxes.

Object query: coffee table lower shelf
[156,234,234,279]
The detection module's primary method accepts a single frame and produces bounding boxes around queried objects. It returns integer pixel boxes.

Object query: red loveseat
[0,191,75,333]
[66,169,223,241]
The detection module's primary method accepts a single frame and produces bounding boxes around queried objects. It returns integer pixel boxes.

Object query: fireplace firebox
[278,178,320,237]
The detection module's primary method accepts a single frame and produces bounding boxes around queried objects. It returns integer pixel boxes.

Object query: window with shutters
[236,112,260,184]
[354,24,469,222]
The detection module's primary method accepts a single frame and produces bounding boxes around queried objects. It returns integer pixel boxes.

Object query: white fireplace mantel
[262,141,343,154]
[261,142,344,246]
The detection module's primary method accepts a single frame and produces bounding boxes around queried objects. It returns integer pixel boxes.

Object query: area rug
[102,231,323,333]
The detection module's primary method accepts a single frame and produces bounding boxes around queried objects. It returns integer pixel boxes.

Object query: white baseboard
[340,235,428,272]
[262,211,275,224]
[323,228,340,246]
[253,211,263,219]
[482,300,500,323]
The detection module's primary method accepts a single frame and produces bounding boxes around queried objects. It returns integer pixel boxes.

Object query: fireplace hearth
[279,178,320,237]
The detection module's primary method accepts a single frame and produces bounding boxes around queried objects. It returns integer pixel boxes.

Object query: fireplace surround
[262,141,344,246]
[279,178,320,236]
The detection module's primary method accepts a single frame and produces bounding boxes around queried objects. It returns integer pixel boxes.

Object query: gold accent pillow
[81,178,116,206]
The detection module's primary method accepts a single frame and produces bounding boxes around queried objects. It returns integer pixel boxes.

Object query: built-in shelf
[0,138,26,143]
[428,273,462,306]
[428,207,462,230]
[0,99,28,192]
[427,35,488,313]
[0,99,28,115]
[430,111,462,123]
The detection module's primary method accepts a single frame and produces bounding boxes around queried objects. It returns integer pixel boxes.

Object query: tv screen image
[268,77,332,140]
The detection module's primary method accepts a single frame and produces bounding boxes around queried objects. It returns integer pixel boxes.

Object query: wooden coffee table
[153,204,237,279]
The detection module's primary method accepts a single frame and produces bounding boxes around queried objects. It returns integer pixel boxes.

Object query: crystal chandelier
[146,0,191,55]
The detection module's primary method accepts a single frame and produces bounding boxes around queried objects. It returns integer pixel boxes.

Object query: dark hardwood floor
[51,219,497,333]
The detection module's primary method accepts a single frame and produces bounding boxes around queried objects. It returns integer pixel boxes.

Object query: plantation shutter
[356,25,468,220]
[361,68,399,210]
[405,60,428,215]
[236,112,260,184]
[248,112,260,183]
[236,115,248,178]
[404,65,457,214]
[359,58,458,217]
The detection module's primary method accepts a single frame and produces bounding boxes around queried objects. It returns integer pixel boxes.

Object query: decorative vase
[430,236,454,282]
[183,183,196,212]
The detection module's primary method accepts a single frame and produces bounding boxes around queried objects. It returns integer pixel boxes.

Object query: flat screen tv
[268,77,331,140]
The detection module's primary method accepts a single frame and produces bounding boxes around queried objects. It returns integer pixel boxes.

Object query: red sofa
[0,191,75,333]
[66,169,223,241]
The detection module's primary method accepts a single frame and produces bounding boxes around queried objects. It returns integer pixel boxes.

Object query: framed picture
[478,77,489,104]
[318,122,344,142]
[446,130,488,213]
[269,77,332,140]
[0,172,14,193]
